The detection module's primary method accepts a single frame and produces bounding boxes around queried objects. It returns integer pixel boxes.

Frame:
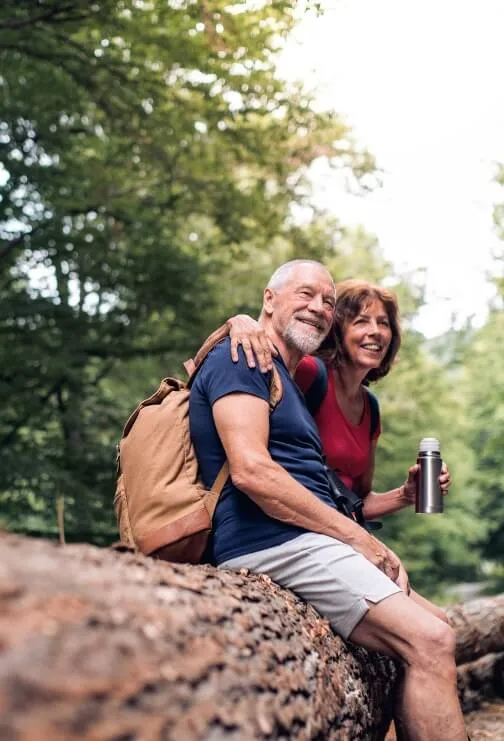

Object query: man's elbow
[229,452,270,494]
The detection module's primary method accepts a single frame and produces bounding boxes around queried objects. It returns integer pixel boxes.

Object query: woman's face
[342,298,392,372]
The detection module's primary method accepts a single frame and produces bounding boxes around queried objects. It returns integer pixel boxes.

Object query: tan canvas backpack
[114,324,282,564]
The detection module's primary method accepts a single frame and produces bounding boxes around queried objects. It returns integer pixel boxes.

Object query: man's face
[266,265,335,355]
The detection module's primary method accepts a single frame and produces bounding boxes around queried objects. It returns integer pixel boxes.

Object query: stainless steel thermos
[416,437,443,514]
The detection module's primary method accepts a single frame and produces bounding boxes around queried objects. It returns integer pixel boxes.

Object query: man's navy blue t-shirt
[189,338,340,565]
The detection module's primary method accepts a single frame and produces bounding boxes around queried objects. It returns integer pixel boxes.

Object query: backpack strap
[184,322,230,382]
[303,357,328,417]
[365,387,380,440]
[203,460,231,522]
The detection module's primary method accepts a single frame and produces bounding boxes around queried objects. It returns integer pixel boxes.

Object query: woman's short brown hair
[317,279,401,383]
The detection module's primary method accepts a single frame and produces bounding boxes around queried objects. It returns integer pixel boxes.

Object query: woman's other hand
[400,464,419,505]
[400,461,452,506]
[227,314,277,372]
[438,461,451,495]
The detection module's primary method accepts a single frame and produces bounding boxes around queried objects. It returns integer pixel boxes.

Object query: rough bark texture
[2,532,504,741]
[0,532,398,741]
[457,653,504,713]
[445,596,504,716]
[465,701,504,741]
[446,595,504,665]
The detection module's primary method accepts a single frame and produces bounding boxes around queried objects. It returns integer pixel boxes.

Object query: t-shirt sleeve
[199,338,270,407]
[293,355,320,394]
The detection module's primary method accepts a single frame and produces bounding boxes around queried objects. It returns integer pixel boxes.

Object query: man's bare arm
[212,392,404,585]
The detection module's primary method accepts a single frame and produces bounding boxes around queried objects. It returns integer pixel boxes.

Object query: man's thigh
[409,589,449,624]
[349,590,449,662]
[220,532,401,641]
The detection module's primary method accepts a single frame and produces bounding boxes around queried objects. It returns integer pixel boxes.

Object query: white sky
[278,0,504,337]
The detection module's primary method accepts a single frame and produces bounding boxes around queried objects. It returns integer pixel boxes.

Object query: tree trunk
[1,532,503,741]
[0,532,398,741]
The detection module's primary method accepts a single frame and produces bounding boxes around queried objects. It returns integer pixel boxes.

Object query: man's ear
[263,287,274,316]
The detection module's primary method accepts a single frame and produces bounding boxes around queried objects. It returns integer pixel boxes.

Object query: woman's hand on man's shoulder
[227,314,277,372]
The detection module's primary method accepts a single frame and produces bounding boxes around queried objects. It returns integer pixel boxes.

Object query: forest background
[1,0,503,601]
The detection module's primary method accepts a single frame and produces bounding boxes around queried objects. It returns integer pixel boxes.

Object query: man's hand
[396,561,411,594]
[227,314,277,372]
[350,530,401,583]
[351,531,410,592]
[400,461,452,506]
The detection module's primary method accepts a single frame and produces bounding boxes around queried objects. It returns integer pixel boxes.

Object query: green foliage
[373,330,486,596]
[0,0,373,541]
[458,311,504,561]
[1,1,497,603]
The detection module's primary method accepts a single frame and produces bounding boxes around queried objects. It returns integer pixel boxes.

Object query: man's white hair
[267,260,332,291]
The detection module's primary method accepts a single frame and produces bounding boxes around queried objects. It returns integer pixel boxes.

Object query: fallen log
[0,532,398,741]
[447,596,504,665]
[457,653,504,713]
[1,532,503,740]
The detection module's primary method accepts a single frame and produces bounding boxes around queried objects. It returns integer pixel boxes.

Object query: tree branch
[0,2,95,31]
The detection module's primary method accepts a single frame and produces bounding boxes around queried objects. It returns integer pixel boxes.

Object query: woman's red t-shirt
[295,355,380,491]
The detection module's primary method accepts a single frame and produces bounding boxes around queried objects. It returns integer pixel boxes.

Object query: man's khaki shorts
[219,532,402,640]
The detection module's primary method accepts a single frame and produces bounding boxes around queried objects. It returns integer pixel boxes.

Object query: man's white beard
[283,317,325,355]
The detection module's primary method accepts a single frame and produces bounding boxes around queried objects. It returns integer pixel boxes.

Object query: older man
[189,260,467,741]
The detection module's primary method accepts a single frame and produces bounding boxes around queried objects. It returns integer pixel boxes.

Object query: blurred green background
[1,1,503,601]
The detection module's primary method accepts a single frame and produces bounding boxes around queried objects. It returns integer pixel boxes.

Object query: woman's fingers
[232,335,274,372]
[230,336,241,363]
[268,339,278,357]
[242,338,258,369]
[439,462,451,494]
[257,336,276,371]
[401,463,419,504]
[227,314,277,372]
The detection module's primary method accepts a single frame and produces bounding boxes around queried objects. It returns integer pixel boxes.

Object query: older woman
[227,278,451,522]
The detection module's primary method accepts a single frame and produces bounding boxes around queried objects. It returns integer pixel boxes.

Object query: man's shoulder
[191,338,230,393]
[199,336,248,378]
[198,337,231,368]
[194,337,271,404]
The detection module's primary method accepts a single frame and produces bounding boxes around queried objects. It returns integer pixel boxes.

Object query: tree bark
[457,653,504,713]
[446,596,504,665]
[1,532,503,740]
[0,532,398,741]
